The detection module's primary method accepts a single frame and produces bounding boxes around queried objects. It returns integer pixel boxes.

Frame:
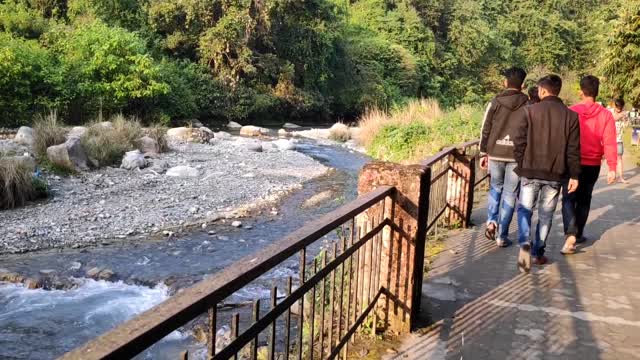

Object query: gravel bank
[0,138,328,254]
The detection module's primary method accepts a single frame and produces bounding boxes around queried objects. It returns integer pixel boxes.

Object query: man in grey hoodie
[480,67,529,247]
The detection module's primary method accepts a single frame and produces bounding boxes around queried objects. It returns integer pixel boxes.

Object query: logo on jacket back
[496,135,514,147]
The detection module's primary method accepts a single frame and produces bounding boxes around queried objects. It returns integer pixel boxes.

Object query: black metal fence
[60,140,486,360]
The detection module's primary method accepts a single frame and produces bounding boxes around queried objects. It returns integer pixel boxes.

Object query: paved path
[387,159,640,360]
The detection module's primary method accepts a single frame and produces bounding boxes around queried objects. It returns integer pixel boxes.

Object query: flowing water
[0,140,370,360]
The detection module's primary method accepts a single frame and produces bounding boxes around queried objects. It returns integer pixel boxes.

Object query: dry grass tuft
[328,122,351,142]
[0,156,43,209]
[144,124,169,153]
[356,99,442,147]
[33,111,67,159]
[82,114,143,167]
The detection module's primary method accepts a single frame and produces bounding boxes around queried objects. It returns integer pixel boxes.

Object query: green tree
[602,3,640,106]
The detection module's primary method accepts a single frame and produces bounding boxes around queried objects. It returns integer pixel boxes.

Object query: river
[0,140,370,360]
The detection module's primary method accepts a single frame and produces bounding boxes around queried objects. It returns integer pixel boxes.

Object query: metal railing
[61,139,487,360]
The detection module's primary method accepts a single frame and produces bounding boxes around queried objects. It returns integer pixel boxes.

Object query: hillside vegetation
[0,0,635,127]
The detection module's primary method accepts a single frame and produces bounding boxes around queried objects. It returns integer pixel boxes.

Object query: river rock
[86,267,101,278]
[46,137,90,171]
[302,190,336,208]
[231,221,242,228]
[227,121,243,129]
[283,122,301,129]
[273,139,296,151]
[138,135,159,155]
[166,127,190,141]
[239,125,270,137]
[147,159,169,173]
[277,129,289,137]
[66,126,88,140]
[14,126,34,146]
[166,165,199,177]
[69,261,82,270]
[39,269,56,276]
[121,150,147,170]
[235,138,263,152]
[215,131,232,140]
[98,268,115,280]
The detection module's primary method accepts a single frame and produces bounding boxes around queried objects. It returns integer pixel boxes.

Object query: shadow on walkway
[386,167,640,360]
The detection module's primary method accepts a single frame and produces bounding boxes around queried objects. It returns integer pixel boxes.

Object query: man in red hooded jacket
[561,75,617,254]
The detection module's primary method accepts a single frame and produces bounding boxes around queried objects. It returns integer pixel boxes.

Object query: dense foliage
[0,0,635,127]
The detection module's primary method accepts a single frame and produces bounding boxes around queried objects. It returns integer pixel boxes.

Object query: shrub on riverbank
[81,115,143,167]
[359,100,483,163]
[328,123,351,142]
[33,111,66,159]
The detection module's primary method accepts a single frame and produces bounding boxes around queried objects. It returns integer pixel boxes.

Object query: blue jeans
[517,178,561,257]
[487,160,520,241]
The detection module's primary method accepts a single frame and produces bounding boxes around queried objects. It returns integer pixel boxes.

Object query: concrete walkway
[387,159,640,359]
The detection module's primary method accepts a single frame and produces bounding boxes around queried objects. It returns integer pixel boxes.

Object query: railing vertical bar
[268,286,277,360]
[350,225,361,344]
[337,229,346,358]
[298,248,306,360]
[208,306,217,359]
[231,313,240,360]
[328,243,337,352]
[251,300,260,360]
[285,277,293,360]
[344,217,356,357]
[319,251,327,360]
[309,260,317,360]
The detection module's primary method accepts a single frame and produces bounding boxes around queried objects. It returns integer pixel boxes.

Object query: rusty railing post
[357,162,430,333]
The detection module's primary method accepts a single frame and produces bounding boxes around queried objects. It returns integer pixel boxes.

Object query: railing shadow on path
[387,165,640,359]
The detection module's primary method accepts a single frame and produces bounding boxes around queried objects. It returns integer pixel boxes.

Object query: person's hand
[567,178,579,193]
[607,171,616,184]
[480,156,489,170]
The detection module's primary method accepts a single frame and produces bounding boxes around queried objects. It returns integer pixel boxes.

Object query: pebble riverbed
[0,138,328,254]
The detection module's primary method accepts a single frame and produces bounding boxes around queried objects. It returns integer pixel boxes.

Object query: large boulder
[138,135,159,155]
[66,126,87,140]
[240,125,271,137]
[166,127,191,141]
[166,165,199,177]
[121,150,146,170]
[166,127,214,143]
[14,126,34,146]
[46,138,90,171]
[227,121,243,129]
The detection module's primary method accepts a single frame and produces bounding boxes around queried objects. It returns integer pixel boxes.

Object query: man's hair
[528,85,540,103]
[503,67,527,89]
[537,75,563,96]
[580,75,600,98]
[615,98,625,110]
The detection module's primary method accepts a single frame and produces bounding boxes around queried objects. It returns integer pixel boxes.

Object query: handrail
[60,185,395,360]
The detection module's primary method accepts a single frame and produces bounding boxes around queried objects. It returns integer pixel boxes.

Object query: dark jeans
[562,165,601,238]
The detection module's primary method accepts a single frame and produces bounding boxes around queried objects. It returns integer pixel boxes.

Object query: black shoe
[576,236,587,244]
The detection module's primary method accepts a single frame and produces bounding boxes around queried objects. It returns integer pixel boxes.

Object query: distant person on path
[562,76,617,254]
[527,85,540,105]
[611,98,629,183]
[513,75,581,272]
[479,67,529,247]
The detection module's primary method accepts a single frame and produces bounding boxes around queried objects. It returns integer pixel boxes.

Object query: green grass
[0,156,47,209]
[365,104,484,163]
[81,114,143,167]
[33,111,67,160]
[625,127,640,166]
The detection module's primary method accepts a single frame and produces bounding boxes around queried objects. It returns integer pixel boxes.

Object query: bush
[81,114,143,166]
[33,111,67,159]
[328,122,351,142]
[0,156,43,209]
